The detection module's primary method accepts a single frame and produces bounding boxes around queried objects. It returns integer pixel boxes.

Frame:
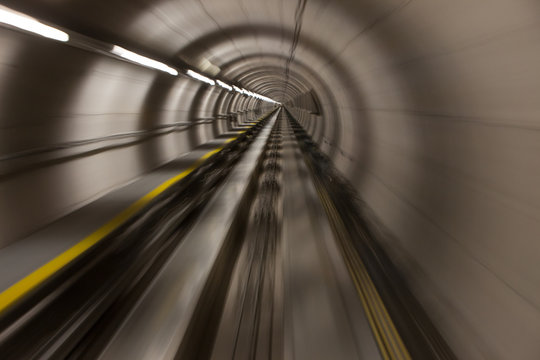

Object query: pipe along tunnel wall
[1,0,540,358]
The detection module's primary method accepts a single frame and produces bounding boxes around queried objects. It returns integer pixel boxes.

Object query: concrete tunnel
[0,0,539,359]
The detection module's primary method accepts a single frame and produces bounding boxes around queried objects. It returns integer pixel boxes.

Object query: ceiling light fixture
[0,6,69,42]
[186,69,215,85]
[216,80,232,91]
[111,45,178,75]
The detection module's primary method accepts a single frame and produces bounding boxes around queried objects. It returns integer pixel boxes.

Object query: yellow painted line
[0,110,276,315]
[288,113,410,358]
[200,148,222,160]
[286,111,408,357]
[354,248,410,359]
[344,259,391,360]
[320,193,396,359]
[350,250,409,360]
[316,185,411,360]
[0,132,252,315]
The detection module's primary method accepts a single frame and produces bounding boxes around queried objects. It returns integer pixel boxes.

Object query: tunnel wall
[1,0,539,358]
[289,1,540,359]
[0,29,253,245]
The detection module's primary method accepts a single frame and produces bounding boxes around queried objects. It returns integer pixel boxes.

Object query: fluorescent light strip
[186,69,215,85]
[244,89,279,104]
[0,6,69,42]
[255,94,279,104]
[216,80,232,91]
[228,83,279,103]
[0,5,281,105]
[111,45,178,75]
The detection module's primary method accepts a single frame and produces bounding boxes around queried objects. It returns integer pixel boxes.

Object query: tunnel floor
[0,109,454,359]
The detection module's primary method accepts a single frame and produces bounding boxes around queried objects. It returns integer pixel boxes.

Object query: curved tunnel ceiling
[1,0,540,358]
[1,0,370,130]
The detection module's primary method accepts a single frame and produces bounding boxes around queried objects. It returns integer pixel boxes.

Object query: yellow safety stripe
[316,177,412,360]
[0,113,271,315]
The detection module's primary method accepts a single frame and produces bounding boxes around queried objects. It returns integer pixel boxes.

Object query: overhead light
[216,80,232,91]
[229,85,279,103]
[111,45,178,75]
[0,6,69,42]
[251,92,279,104]
[186,69,215,85]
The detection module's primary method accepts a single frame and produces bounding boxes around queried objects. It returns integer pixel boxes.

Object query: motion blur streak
[0,0,539,359]
[0,5,68,42]
[186,69,216,85]
[111,46,178,76]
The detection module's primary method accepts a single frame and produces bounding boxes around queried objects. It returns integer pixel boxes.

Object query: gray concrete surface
[0,136,236,293]
[97,112,277,360]
[0,0,539,358]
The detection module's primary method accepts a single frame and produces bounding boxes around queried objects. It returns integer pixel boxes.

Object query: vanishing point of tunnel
[0,0,539,359]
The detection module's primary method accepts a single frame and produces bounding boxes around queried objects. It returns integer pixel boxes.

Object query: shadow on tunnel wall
[135,72,177,170]
[2,0,540,357]
[0,31,102,244]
